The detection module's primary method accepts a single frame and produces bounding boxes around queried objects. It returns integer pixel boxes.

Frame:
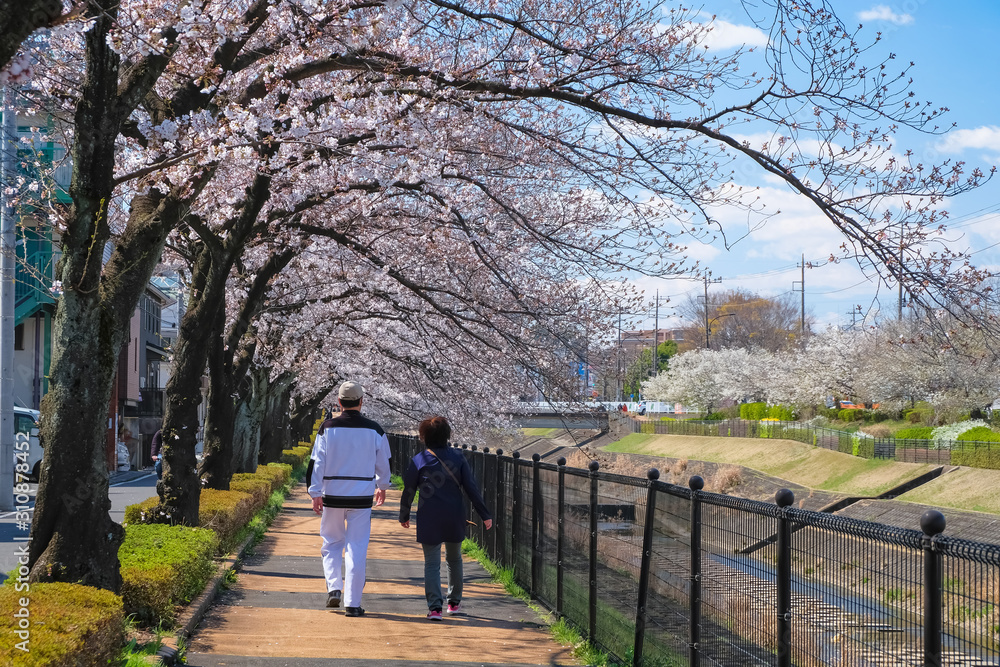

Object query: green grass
[522,427,559,437]
[117,621,167,667]
[460,537,687,666]
[461,538,611,665]
[604,433,657,451]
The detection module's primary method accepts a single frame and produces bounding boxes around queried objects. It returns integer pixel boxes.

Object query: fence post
[557,456,566,618]
[495,449,504,565]
[775,488,795,667]
[689,475,704,667]
[531,452,541,600]
[632,468,660,667]
[922,510,946,667]
[589,459,600,642]
[512,451,521,576]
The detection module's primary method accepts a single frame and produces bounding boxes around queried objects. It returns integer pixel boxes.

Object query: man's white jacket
[308,411,391,508]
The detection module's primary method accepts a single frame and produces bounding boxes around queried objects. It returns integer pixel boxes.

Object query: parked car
[13,406,43,482]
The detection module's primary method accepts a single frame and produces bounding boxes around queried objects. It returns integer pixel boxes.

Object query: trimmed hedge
[767,404,796,421]
[740,402,767,420]
[956,426,1000,443]
[894,426,934,440]
[254,463,293,491]
[119,524,218,626]
[230,474,273,510]
[122,496,159,525]
[0,582,123,667]
[199,489,256,553]
[124,488,257,554]
[280,445,311,470]
[951,447,1000,470]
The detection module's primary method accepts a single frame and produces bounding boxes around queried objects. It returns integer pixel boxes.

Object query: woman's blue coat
[399,446,492,544]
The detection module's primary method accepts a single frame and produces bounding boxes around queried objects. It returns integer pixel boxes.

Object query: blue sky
[634,1,1000,331]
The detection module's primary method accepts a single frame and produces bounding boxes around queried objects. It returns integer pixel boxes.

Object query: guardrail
[389,434,1000,667]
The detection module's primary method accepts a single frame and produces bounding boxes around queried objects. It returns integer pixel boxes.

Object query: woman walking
[399,416,493,621]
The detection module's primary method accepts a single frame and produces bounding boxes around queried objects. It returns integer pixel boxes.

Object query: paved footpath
[185,485,577,667]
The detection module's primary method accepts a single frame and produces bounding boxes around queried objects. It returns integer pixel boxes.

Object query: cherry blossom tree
[18,0,997,591]
[0,0,68,73]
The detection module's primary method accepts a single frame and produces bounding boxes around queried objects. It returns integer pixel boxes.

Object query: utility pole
[702,274,722,348]
[792,254,806,343]
[653,289,659,377]
[1,87,16,510]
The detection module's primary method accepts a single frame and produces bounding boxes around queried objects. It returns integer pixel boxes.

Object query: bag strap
[426,448,461,487]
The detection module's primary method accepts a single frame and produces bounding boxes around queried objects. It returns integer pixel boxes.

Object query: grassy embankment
[522,427,559,437]
[599,433,1000,515]
[604,433,931,495]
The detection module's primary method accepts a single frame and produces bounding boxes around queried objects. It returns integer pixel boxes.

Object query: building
[115,283,174,470]
[620,328,684,357]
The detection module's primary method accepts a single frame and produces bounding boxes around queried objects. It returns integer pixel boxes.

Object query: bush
[280,445,311,470]
[123,496,160,525]
[659,416,676,422]
[705,412,726,421]
[903,401,935,425]
[200,489,257,553]
[838,409,868,422]
[951,446,1000,470]
[956,426,1000,443]
[254,463,292,492]
[0,582,123,667]
[893,426,934,440]
[740,402,767,420]
[119,523,218,626]
[818,407,840,420]
[639,422,655,434]
[766,404,795,421]
[230,474,273,511]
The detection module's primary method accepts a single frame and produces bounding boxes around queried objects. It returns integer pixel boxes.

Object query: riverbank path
[184,484,578,666]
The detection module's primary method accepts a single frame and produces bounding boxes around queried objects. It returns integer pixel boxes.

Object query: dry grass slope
[605,434,936,497]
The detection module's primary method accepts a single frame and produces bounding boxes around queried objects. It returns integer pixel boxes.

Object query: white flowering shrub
[930,420,988,449]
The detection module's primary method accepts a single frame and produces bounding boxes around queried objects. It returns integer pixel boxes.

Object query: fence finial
[483,446,490,453]
[689,475,704,491]
[775,488,795,507]
[647,468,659,480]
[921,509,946,536]
[495,448,503,456]
[512,451,520,459]
[557,456,566,466]
[588,460,599,472]
[532,453,541,462]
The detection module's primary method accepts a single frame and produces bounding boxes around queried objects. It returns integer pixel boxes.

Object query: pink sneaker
[446,602,464,615]
[427,610,443,621]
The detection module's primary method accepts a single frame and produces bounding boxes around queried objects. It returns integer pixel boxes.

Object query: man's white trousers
[320,506,372,608]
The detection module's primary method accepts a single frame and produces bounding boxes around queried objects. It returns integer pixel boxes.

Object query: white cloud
[858,5,914,26]
[935,126,1000,153]
[672,20,769,51]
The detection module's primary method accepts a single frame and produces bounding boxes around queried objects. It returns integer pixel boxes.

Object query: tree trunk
[259,373,293,464]
[198,306,234,489]
[156,241,228,524]
[288,383,336,446]
[0,0,62,71]
[27,0,182,589]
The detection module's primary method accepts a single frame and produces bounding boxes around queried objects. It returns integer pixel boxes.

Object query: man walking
[308,381,391,617]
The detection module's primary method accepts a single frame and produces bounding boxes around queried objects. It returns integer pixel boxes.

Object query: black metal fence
[389,434,1000,667]
[615,415,1000,470]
